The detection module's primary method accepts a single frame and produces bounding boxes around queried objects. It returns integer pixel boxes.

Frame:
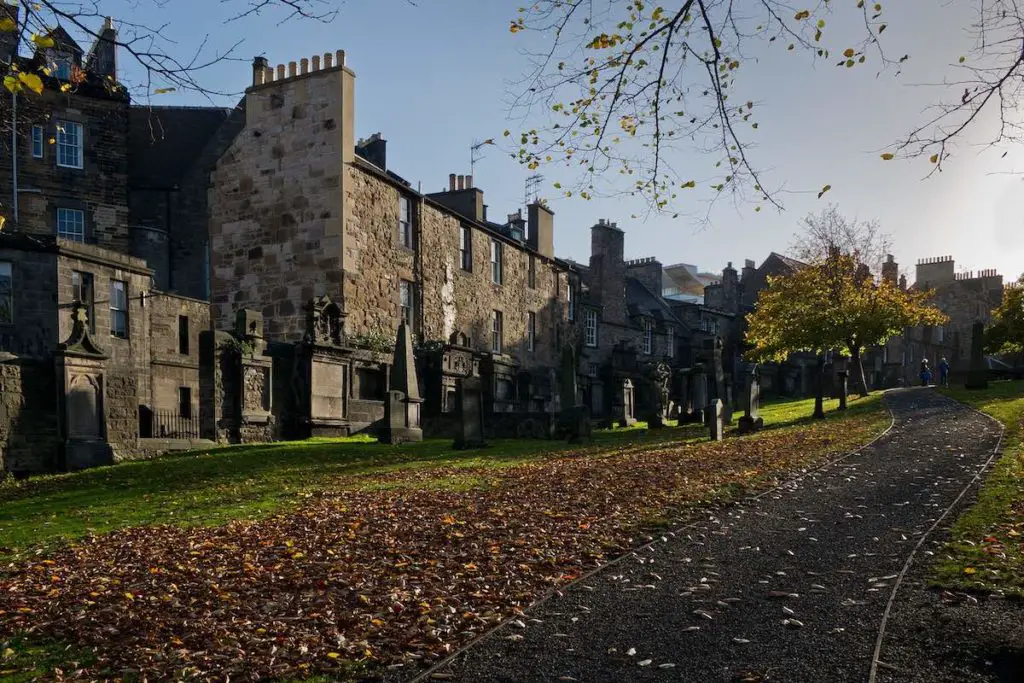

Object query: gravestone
[837,370,849,410]
[453,376,487,449]
[691,364,708,424]
[737,364,764,434]
[380,323,424,443]
[709,398,724,441]
[965,321,989,390]
[558,344,591,443]
[723,374,734,425]
[712,337,727,403]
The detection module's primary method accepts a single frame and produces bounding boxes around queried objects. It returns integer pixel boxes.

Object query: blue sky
[101,0,1023,282]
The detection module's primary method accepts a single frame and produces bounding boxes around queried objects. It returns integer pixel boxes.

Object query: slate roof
[626,277,686,328]
[128,106,235,188]
[765,252,806,273]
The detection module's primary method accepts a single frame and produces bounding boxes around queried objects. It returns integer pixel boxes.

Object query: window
[31,126,43,158]
[398,195,412,248]
[399,279,415,328]
[588,363,599,378]
[643,318,653,355]
[459,225,472,271]
[178,387,192,419]
[528,254,536,289]
[56,120,83,169]
[56,208,85,242]
[110,280,128,338]
[492,310,503,354]
[585,309,598,347]
[178,315,190,355]
[666,325,674,358]
[935,325,944,343]
[567,281,575,321]
[0,262,11,324]
[527,311,536,352]
[53,54,73,80]
[71,271,95,333]
[490,239,503,284]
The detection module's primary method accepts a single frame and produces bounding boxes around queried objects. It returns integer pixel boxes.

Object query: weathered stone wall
[56,244,152,459]
[0,357,60,477]
[1,89,130,252]
[210,58,354,341]
[0,242,58,357]
[148,293,210,415]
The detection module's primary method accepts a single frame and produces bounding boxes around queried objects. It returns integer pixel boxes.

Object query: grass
[934,380,1024,596]
[0,393,879,562]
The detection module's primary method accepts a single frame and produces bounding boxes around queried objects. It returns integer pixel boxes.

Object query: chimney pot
[336,49,346,67]
[312,55,321,70]
[457,175,465,190]
[288,61,297,77]
[276,64,285,80]
[324,52,333,68]
[448,174,456,191]
[466,174,473,189]
[104,16,115,30]
[300,57,309,74]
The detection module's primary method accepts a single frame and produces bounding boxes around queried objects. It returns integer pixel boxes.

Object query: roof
[625,277,686,328]
[46,25,83,55]
[764,252,806,273]
[129,106,235,188]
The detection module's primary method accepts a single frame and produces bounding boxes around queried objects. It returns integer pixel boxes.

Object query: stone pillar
[837,370,849,410]
[965,321,989,390]
[709,398,724,441]
[737,363,764,434]
[691,364,707,424]
[381,322,424,444]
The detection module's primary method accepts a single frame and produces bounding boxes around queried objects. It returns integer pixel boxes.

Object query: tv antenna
[470,138,495,179]
[524,172,544,205]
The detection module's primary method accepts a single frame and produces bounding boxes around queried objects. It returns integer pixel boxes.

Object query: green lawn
[934,380,1024,595]
[0,394,874,562]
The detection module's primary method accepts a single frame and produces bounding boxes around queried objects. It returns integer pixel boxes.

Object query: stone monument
[737,364,764,434]
[709,398,724,441]
[965,321,989,390]
[558,344,591,443]
[691,363,708,424]
[453,376,487,449]
[837,369,849,410]
[381,323,424,443]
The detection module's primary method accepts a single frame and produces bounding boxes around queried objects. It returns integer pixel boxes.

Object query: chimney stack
[457,175,465,191]
[449,174,456,192]
[465,175,473,189]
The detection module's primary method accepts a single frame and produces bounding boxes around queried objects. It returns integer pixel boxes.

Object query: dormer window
[52,52,74,80]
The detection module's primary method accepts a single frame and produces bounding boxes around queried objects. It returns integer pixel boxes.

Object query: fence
[141,408,201,440]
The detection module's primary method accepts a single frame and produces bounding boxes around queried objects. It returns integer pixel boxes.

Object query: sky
[92,0,1024,283]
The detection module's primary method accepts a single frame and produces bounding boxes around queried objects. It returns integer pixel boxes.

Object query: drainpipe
[10,90,17,223]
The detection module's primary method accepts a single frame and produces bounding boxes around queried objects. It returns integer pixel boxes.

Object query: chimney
[465,175,473,189]
[527,202,554,258]
[426,173,486,222]
[882,254,898,284]
[356,132,387,170]
[449,174,456,192]
[251,56,270,86]
[456,175,465,191]
[589,220,627,325]
[85,13,118,79]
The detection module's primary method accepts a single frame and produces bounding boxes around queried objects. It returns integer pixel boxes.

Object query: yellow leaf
[124,592,134,599]
[817,19,825,28]
[0,17,16,32]
[60,83,71,93]
[958,56,966,63]
[153,87,177,95]
[3,75,20,93]
[326,652,341,659]
[31,34,54,49]
[0,215,6,232]
[963,567,976,575]
[843,48,855,58]
[794,10,810,20]
[929,154,939,164]
[18,72,43,94]
[880,153,895,161]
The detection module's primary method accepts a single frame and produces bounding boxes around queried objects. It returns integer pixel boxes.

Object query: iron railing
[148,409,200,440]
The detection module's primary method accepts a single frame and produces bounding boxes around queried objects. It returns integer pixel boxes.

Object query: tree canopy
[986,275,1024,357]
[505,0,1024,214]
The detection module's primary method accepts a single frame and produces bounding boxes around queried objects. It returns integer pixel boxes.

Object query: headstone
[558,344,591,442]
[965,321,989,390]
[453,376,487,449]
[691,365,708,423]
[837,370,849,410]
[712,337,726,403]
[709,398,724,441]
[380,323,424,443]
[723,374,734,425]
[737,364,764,434]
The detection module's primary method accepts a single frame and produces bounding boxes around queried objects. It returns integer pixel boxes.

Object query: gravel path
[421,388,1005,683]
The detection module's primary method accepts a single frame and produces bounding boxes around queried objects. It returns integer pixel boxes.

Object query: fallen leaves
[0,413,885,680]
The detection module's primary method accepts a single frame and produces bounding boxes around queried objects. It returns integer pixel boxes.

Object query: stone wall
[0,357,60,477]
[148,292,210,415]
[210,56,354,341]
[1,89,130,252]
[0,241,58,357]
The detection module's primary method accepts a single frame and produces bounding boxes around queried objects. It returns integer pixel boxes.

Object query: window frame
[71,270,95,334]
[55,120,83,169]
[56,207,86,242]
[53,53,73,81]
[110,279,128,339]
[178,315,190,355]
[178,386,193,419]
[527,311,536,352]
[31,125,44,158]
[490,239,503,285]
[642,317,653,355]
[584,309,598,348]
[459,225,473,272]
[666,325,674,358]
[0,261,12,325]
[527,254,536,289]
[398,195,413,248]
[492,310,503,354]
[399,279,415,329]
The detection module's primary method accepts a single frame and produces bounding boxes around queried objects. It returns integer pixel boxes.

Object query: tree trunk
[849,344,870,397]
[813,355,826,419]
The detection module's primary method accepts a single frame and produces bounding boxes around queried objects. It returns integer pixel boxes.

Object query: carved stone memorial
[737,363,764,434]
[453,376,487,449]
[966,321,989,390]
[381,323,424,443]
[709,398,724,442]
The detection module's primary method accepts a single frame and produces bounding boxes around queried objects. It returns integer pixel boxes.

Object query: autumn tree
[986,275,1024,366]
[505,1,1024,214]
[746,251,947,414]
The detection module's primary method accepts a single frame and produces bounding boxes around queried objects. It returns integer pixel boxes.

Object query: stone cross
[709,398,724,441]
[966,321,988,390]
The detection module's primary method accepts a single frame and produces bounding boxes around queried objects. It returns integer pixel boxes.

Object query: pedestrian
[920,358,932,386]
[938,357,950,387]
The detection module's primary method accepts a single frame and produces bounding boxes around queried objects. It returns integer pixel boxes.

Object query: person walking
[920,358,933,387]
[938,357,950,387]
